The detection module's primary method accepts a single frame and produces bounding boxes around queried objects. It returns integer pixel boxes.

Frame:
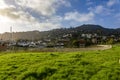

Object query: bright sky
[0,0,120,33]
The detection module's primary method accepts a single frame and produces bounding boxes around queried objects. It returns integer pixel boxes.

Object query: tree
[72,40,79,47]
[107,38,114,44]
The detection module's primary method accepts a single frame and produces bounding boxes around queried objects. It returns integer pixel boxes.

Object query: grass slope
[0,45,120,80]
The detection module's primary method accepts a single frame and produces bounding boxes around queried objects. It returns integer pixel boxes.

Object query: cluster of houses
[77,33,120,46]
[0,39,65,51]
[0,33,120,51]
[57,33,120,47]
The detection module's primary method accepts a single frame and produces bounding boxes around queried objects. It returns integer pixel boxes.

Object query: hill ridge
[0,24,120,40]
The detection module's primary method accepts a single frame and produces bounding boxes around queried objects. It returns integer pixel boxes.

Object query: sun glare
[0,1,8,9]
[0,16,12,33]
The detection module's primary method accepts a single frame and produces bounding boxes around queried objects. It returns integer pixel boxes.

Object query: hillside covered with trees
[0,24,120,41]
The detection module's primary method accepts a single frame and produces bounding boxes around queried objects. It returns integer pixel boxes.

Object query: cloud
[94,5,104,14]
[15,0,56,16]
[0,0,71,33]
[0,15,62,33]
[86,0,94,6]
[45,16,63,24]
[107,0,119,7]
[88,5,114,15]
[0,0,8,9]
[0,0,71,18]
[115,13,120,21]
[3,0,71,16]
[64,11,94,22]
[55,0,71,8]
[0,7,20,19]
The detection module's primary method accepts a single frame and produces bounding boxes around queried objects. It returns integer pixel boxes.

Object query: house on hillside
[57,39,70,47]
[29,42,37,47]
[16,40,29,47]
[55,42,64,48]
[81,33,92,39]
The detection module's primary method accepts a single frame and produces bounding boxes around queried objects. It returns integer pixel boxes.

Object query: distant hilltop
[0,24,120,41]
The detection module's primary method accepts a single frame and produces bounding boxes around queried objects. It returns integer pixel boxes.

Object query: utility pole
[10,26,12,41]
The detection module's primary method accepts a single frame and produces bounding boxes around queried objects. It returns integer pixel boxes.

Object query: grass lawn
[0,45,120,80]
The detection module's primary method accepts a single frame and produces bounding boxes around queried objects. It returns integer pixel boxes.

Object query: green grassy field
[0,45,120,80]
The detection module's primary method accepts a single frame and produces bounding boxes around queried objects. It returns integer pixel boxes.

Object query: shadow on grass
[18,67,57,80]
